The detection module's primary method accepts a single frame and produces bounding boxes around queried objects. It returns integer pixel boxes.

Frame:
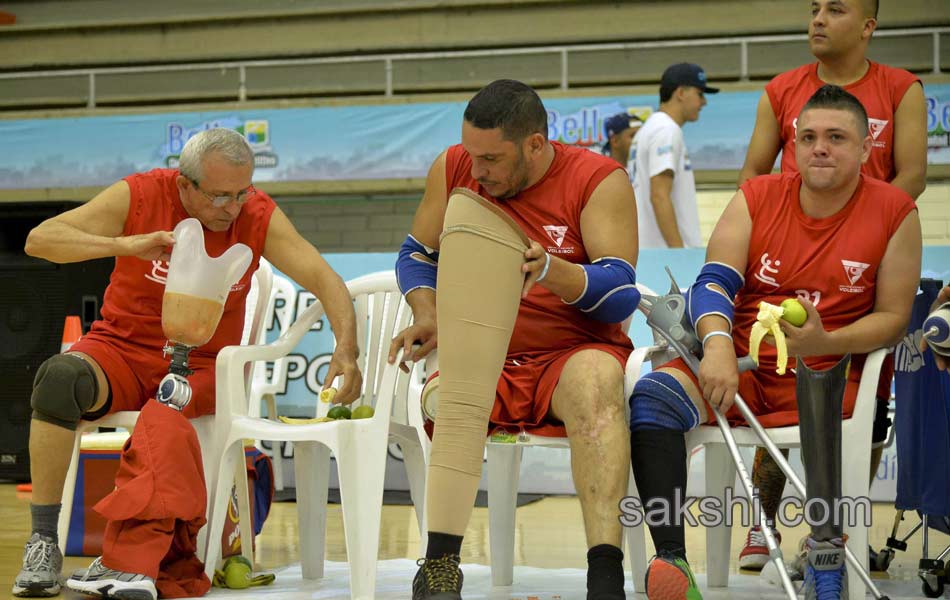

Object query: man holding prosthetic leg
[388,79,640,599]
[14,128,361,599]
[628,85,920,600]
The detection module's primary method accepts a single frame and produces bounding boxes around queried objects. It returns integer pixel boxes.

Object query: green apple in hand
[780,298,808,327]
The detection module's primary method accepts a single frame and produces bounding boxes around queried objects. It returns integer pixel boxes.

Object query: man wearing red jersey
[629,86,920,599]
[736,0,927,569]
[14,128,361,600]
[389,79,639,599]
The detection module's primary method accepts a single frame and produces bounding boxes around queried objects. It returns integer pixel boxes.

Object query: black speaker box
[0,203,113,481]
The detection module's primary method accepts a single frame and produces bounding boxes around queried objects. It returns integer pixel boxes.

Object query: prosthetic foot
[802,537,848,600]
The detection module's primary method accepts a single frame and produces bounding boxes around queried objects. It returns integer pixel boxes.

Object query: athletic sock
[587,543,625,598]
[426,531,463,560]
[630,429,688,559]
[31,503,61,542]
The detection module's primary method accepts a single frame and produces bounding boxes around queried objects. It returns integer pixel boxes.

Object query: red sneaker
[738,525,781,570]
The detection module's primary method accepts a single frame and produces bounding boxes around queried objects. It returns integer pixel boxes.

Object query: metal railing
[0,27,945,108]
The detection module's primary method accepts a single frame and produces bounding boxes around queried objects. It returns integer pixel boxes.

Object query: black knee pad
[31,354,99,430]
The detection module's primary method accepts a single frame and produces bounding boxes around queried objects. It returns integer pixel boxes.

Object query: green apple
[780,298,808,327]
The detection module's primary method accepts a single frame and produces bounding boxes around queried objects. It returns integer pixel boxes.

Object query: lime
[327,405,352,420]
[780,298,808,327]
[351,405,375,419]
[223,556,252,589]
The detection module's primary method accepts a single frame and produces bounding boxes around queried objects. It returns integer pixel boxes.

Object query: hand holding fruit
[776,296,829,359]
[749,297,817,374]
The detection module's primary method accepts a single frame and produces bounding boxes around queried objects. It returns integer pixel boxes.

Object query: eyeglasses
[189,179,256,207]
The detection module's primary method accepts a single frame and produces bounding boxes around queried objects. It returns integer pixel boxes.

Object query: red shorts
[490,343,631,437]
[70,332,217,420]
[660,356,862,428]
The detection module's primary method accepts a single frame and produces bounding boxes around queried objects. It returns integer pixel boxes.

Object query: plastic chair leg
[336,433,388,600]
[842,440,871,600]
[294,441,330,580]
[487,443,523,587]
[624,466,648,593]
[57,425,88,555]
[705,443,736,588]
[264,394,285,491]
[401,440,429,549]
[203,441,246,582]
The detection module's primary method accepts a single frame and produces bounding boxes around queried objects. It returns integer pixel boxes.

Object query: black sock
[31,503,61,542]
[587,544,625,599]
[630,429,688,560]
[426,531,463,560]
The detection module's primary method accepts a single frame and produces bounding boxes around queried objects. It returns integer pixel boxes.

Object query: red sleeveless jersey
[734,172,915,377]
[444,141,632,354]
[90,168,276,357]
[766,61,920,182]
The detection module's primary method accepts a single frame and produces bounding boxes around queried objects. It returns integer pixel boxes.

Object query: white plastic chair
[620,341,885,600]
[57,259,274,556]
[202,270,426,600]
[246,272,297,491]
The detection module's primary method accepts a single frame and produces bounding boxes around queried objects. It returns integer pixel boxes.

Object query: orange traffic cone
[61,316,82,352]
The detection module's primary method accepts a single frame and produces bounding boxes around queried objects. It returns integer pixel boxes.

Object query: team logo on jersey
[868,118,889,148]
[868,118,889,140]
[839,259,870,292]
[753,253,781,287]
[145,260,169,284]
[543,225,569,248]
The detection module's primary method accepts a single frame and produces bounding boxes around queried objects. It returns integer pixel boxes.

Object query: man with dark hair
[633,63,717,249]
[736,0,926,571]
[629,84,920,600]
[389,78,640,599]
[603,112,643,167]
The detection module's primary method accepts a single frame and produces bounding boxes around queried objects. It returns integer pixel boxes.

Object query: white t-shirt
[632,111,702,248]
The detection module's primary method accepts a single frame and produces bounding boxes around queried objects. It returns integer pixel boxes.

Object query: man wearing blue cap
[602,112,643,168]
[633,63,718,248]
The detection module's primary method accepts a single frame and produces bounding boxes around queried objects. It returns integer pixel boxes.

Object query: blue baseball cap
[660,63,719,94]
[603,113,643,140]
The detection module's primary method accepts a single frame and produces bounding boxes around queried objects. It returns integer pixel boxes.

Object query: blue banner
[2,84,948,189]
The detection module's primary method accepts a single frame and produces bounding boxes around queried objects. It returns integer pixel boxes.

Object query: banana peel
[277,415,334,425]
[749,301,790,375]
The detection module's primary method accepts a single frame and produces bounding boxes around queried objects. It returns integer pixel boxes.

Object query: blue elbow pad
[396,235,439,295]
[685,261,744,331]
[567,257,641,323]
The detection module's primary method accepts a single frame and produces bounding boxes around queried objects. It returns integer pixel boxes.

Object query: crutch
[640,282,892,600]
[639,289,798,600]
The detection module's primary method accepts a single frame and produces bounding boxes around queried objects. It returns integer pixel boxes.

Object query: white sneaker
[12,533,62,597]
[66,557,157,600]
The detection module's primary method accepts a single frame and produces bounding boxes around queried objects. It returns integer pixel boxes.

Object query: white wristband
[702,330,733,347]
[536,252,552,282]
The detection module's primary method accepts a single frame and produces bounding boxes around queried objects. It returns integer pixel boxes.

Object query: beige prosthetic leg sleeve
[426,188,529,536]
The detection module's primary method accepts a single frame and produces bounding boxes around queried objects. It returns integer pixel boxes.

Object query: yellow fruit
[223,556,252,589]
[351,405,375,419]
[780,298,808,327]
[327,405,352,420]
[320,387,338,403]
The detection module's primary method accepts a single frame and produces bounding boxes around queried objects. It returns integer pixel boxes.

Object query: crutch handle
[737,356,757,373]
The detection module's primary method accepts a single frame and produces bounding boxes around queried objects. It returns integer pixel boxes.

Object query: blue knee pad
[629,371,700,432]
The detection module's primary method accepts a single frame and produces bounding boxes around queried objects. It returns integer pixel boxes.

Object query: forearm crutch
[640,288,890,600]
[640,290,798,600]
